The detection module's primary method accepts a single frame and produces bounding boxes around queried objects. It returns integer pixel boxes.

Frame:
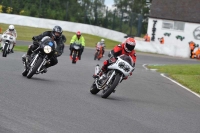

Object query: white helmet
[101,38,105,43]
[9,25,15,31]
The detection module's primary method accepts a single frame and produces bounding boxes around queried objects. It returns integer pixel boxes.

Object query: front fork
[37,55,48,73]
[95,70,118,90]
[28,54,47,73]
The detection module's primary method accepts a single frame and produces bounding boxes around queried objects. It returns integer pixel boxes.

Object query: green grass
[148,64,200,94]
[14,45,29,52]
[0,23,120,50]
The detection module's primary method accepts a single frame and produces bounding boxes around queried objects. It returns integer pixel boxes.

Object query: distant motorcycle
[22,36,57,79]
[70,42,82,64]
[94,44,103,60]
[90,55,135,98]
[0,33,16,57]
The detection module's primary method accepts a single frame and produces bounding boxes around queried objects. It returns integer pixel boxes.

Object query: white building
[147,0,200,57]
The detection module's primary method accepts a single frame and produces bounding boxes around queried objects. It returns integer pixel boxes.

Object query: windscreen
[119,55,133,66]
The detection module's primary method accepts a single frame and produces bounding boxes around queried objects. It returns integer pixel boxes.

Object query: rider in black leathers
[26,26,66,70]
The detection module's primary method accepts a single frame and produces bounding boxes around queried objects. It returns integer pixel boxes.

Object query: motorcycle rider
[61,34,66,52]
[189,41,197,58]
[25,25,65,71]
[0,24,17,53]
[96,38,106,56]
[69,31,85,60]
[93,37,136,80]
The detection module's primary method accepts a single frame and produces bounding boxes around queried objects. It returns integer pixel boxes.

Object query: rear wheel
[22,61,28,76]
[22,69,28,76]
[101,73,121,98]
[2,43,8,57]
[90,81,100,94]
[27,57,43,79]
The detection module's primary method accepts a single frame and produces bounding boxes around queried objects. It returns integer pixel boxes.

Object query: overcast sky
[104,0,114,9]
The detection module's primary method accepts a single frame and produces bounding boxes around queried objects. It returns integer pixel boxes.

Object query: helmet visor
[126,43,135,51]
[55,32,61,38]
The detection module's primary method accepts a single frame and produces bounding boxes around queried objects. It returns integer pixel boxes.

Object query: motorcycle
[90,55,135,98]
[94,44,103,60]
[21,36,57,79]
[0,33,15,57]
[70,42,82,64]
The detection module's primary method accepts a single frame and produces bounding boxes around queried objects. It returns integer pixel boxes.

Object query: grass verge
[0,23,120,49]
[14,45,29,52]
[148,64,200,94]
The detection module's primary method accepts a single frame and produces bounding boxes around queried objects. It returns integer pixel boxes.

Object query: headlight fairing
[124,65,130,72]
[74,45,80,50]
[43,45,52,54]
[118,62,125,68]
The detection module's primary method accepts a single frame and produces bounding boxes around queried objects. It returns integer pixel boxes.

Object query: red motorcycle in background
[94,44,103,60]
[70,42,82,64]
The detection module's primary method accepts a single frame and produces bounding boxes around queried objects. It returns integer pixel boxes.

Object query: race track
[0,44,200,133]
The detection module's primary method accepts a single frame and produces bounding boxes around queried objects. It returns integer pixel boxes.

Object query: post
[84,3,87,23]
[112,9,116,30]
[39,0,42,17]
[65,1,69,21]
[129,12,134,36]
[137,14,143,37]
[120,10,124,32]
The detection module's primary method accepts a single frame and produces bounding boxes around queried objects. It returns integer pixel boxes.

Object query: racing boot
[26,55,32,63]
[41,62,50,73]
[93,60,108,78]
[10,49,14,53]
[93,66,106,79]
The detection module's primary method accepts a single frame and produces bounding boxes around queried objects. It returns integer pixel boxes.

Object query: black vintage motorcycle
[70,42,82,64]
[22,36,56,79]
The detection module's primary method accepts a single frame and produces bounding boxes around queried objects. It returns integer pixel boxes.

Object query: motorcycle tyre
[101,73,121,99]
[27,57,43,79]
[94,52,98,60]
[2,43,8,57]
[72,51,77,64]
[22,61,28,76]
[90,81,100,94]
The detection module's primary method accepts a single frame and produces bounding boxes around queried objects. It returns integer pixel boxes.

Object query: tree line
[0,0,152,37]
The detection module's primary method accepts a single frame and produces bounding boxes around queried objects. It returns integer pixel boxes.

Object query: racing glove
[32,36,38,41]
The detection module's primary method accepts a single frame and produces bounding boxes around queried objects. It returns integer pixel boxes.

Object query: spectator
[158,37,164,44]
[144,33,150,42]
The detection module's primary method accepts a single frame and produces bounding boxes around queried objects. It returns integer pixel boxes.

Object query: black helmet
[52,26,63,39]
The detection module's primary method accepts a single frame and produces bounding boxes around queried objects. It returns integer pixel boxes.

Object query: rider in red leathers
[93,37,136,80]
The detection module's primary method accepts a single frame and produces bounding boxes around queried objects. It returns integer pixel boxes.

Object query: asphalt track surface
[0,41,200,133]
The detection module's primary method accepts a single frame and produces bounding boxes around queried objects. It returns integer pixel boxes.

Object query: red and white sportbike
[90,54,135,99]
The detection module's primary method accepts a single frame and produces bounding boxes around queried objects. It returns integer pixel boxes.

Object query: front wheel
[101,73,121,98]
[2,43,8,57]
[90,81,100,94]
[94,51,98,60]
[27,57,43,79]
[72,50,77,64]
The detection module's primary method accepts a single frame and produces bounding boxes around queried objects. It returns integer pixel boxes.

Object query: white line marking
[142,64,149,70]
[143,64,200,98]
[160,73,200,98]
